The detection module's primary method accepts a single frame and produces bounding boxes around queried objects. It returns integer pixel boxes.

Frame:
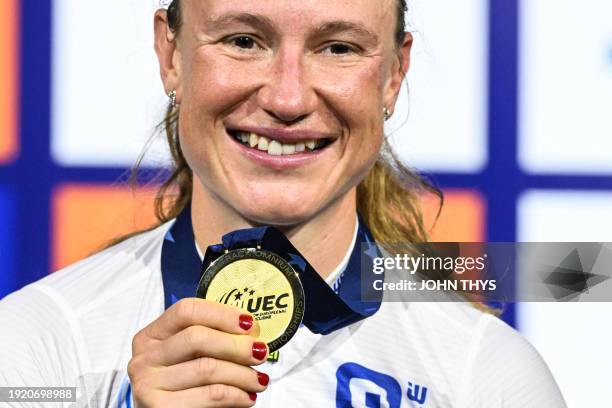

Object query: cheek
[178,51,257,163]
[313,61,387,140]
[183,49,259,115]
[332,64,386,145]
[344,67,386,181]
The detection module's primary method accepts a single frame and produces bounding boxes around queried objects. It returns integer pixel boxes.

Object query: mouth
[226,129,333,156]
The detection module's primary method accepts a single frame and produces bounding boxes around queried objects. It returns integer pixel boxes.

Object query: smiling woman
[153,0,436,256]
[0,0,567,407]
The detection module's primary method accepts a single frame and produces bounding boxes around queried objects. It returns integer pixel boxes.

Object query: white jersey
[0,221,567,407]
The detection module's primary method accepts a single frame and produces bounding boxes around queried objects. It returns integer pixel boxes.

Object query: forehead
[183,0,397,35]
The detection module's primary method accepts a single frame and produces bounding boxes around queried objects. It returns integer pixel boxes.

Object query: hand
[128,298,270,407]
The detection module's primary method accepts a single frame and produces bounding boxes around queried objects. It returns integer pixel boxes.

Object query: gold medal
[197,249,305,352]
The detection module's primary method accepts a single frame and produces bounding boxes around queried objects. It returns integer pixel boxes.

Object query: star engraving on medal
[234,292,243,301]
[249,289,255,296]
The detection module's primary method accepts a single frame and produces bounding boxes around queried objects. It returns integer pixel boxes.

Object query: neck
[191,182,357,280]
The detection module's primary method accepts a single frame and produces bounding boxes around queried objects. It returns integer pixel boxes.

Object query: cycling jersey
[0,209,566,407]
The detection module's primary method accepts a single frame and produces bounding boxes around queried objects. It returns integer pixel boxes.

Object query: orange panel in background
[422,189,486,242]
[0,0,19,163]
[52,184,159,270]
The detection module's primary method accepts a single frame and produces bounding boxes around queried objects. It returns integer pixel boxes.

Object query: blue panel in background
[0,186,16,299]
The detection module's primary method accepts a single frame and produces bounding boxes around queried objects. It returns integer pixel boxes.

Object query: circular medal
[197,249,305,352]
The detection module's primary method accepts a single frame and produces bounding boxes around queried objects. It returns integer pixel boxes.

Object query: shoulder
[13,221,172,315]
[0,222,173,384]
[1,220,173,330]
[460,313,567,407]
[414,302,567,407]
[368,301,566,407]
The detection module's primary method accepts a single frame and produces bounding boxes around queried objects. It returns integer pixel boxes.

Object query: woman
[0,0,566,407]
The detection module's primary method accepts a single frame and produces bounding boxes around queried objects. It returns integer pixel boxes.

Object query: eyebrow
[204,13,276,35]
[312,21,380,47]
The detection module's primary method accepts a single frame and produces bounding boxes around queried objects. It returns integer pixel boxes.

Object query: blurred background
[0,0,610,405]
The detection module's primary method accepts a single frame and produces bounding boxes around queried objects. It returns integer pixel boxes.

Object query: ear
[154,9,182,100]
[383,32,413,115]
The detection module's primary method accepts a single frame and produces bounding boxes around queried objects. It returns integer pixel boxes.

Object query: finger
[143,298,259,341]
[158,357,270,392]
[169,384,258,408]
[151,325,268,367]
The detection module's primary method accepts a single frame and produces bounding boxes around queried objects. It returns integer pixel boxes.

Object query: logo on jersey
[407,381,428,405]
[336,363,429,407]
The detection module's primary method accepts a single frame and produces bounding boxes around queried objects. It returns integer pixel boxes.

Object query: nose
[256,46,317,124]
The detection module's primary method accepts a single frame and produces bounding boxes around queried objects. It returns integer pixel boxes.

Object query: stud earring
[383,107,392,121]
[168,90,177,108]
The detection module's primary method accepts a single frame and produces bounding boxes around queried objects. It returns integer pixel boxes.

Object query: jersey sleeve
[0,284,84,408]
[459,314,567,408]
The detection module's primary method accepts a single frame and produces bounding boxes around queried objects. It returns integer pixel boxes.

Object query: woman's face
[158,0,410,225]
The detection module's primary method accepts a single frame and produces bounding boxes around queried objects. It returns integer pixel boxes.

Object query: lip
[225,125,335,144]
[226,128,330,170]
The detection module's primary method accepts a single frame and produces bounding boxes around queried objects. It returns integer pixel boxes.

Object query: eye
[228,35,259,50]
[322,42,359,55]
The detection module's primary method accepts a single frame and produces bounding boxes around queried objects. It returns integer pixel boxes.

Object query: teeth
[249,133,259,148]
[257,136,269,151]
[268,140,283,156]
[234,130,324,156]
[282,144,296,155]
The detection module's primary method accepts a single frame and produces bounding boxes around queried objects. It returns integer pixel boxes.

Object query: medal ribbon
[161,204,383,335]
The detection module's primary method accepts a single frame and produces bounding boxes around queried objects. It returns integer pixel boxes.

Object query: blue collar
[160,204,383,335]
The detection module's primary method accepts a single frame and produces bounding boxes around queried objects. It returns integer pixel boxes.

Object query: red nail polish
[252,342,267,360]
[249,392,257,401]
[239,314,254,331]
[257,371,270,386]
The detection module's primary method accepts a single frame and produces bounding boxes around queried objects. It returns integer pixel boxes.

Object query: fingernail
[249,392,257,401]
[257,371,270,386]
[252,342,267,360]
[239,314,254,331]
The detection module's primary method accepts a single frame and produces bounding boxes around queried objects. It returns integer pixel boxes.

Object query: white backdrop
[519,0,612,174]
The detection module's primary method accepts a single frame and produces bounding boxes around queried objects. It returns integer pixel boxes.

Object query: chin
[235,196,319,227]
[224,180,326,226]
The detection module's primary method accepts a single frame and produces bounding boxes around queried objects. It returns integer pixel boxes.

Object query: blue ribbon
[161,204,383,335]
